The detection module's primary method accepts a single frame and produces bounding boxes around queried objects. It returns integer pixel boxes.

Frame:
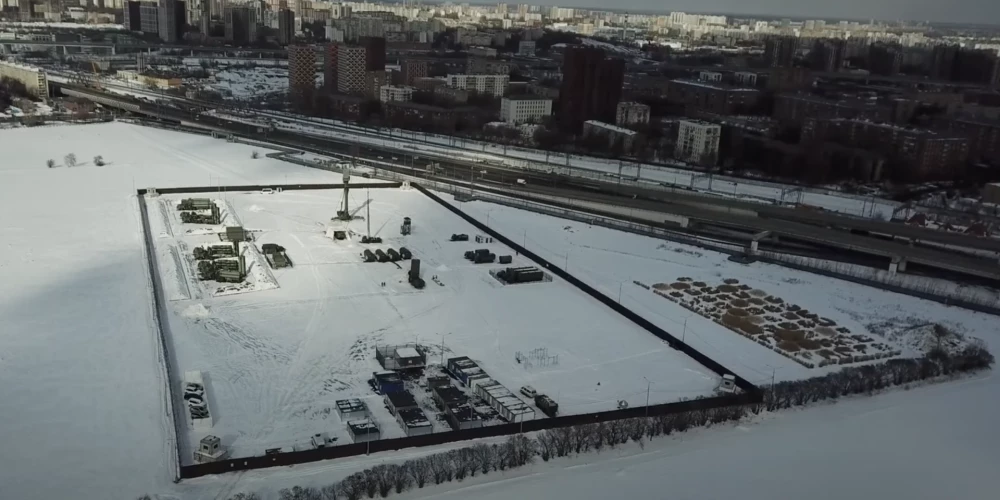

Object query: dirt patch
[748,289,768,298]
[727,308,750,317]
[775,329,805,343]
[723,278,740,285]
[670,282,691,290]
[718,284,740,293]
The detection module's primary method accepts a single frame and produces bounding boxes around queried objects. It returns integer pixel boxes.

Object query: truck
[534,394,559,417]
[261,243,291,269]
[516,178,526,185]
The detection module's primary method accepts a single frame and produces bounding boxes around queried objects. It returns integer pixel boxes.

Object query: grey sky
[532,0,998,25]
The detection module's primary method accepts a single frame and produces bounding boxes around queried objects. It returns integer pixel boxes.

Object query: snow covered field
[2,122,996,500]
[0,122,349,500]
[151,187,721,461]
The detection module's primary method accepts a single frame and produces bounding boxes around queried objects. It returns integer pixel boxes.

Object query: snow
[0,122,350,500]
[203,67,292,99]
[153,187,720,461]
[2,122,997,500]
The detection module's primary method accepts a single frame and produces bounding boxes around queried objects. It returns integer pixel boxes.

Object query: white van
[261,188,274,194]
[520,385,537,398]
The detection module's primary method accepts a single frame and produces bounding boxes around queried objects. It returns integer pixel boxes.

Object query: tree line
[140,344,993,500]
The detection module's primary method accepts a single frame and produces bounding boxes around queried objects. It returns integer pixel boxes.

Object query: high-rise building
[929,46,999,86]
[557,46,625,133]
[324,43,340,90]
[157,0,185,43]
[930,45,960,80]
[400,59,427,86]
[278,8,295,45]
[808,39,845,72]
[139,2,160,34]
[869,43,903,76]
[337,45,367,94]
[675,119,721,165]
[224,5,258,44]
[199,0,210,34]
[764,36,798,68]
[359,36,386,71]
[288,44,317,111]
[124,1,143,31]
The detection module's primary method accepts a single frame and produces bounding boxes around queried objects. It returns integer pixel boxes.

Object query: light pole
[438,332,452,366]
[682,316,688,343]
[643,377,651,418]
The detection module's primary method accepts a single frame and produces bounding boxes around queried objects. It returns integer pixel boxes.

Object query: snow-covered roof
[395,346,420,359]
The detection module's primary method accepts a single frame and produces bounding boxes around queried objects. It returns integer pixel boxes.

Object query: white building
[734,71,758,87]
[615,101,650,127]
[379,85,414,103]
[500,96,552,124]
[517,40,536,56]
[583,120,637,151]
[139,3,160,34]
[0,60,47,98]
[445,74,509,97]
[675,119,721,165]
[698,71,723,83]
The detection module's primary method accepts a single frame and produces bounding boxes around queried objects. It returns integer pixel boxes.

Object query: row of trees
[141,344,993,500]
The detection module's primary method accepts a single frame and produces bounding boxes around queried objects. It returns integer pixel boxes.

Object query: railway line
[56,83,1000,284]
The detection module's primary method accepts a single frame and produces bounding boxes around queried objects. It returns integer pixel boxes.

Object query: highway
[54,83,1000,283]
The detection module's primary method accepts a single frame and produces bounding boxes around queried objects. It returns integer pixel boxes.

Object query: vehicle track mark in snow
[167,245,192,301]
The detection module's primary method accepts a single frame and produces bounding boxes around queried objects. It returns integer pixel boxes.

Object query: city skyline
[488,0,998,26]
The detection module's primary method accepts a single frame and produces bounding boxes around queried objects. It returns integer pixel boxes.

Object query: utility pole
[643,377,651,418]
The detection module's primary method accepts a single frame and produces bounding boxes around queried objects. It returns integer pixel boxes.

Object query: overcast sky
[534,0,998,25]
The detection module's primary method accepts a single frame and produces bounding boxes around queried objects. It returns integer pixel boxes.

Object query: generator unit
[497,266,544,284]
[362,249,377,262]
[193,243,236,261]
[535,394,559,417]
[177,198,213,211]
[408,259,425,289]
[361,235,383,244]
[498,255,513,264]
[450,234,469,242]
[465,248,495,264]
[375,249,390,262]
[387,248,401,262]
[399,247,412,260]
[400,217,412,235]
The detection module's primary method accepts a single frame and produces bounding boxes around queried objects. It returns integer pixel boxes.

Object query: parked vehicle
[520,385,537,398]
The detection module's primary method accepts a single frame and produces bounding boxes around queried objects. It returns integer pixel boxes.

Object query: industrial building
[399,59,427,86]
[475,381,535,423]
[517,40,536,56]
[347,419,380,443]
[372,371,404,394]
[335,398,368,421]
[446,356,491,387]
[384,390,418,415]
[156,0,184,43]
[675,119,722,165]
[396,408,432,436]
[431,384,482,430]
[666,79,761,116]
[375,344,426,370]
[277,8,295,45]
[500,95,552,124]
[0,61,47,98]
[445,74,509,97]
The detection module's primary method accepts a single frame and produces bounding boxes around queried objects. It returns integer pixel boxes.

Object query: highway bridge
[54,83,1000,283]
[1,39,287,56]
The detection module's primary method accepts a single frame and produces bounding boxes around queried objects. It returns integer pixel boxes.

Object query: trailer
[363,249,377,262]
[535,394,559,417]
[177,198,213,211]
[475,381,534,423]
[183,371,213,430]
[387,248,401,261]
[375,249,389,262]
[399,247,412,260]
[497,266,544,284]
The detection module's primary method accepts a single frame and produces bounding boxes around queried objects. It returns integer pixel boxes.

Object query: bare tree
[471,443,494,475]
[279,486,321,500]
[65,153,77,167]
[93,155,105,166]
[406,458,431,488]
[389,464,411,494]
[320,484,339,500]
[252,151,260,159]
[428,452,450,484]
[337,474,366,500]
[452,448,471,480]
[229,493,262,500]
[46,159,55,168]
[363,467,379,498]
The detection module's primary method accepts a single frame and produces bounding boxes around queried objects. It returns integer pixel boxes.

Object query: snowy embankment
[0,122,342,500]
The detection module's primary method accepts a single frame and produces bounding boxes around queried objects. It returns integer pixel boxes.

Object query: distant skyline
[517,1,998,26]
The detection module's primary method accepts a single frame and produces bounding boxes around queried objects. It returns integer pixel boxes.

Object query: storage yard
[148,185,721,462]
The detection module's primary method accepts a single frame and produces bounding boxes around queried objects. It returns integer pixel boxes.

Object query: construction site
[143,180,723,463]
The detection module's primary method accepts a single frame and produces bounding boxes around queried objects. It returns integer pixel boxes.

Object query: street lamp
[643,377,651,418]
[437,332,453,366]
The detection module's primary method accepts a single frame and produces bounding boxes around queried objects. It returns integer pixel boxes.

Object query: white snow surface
[0,122,345,500]
[2,122,998,500]
[155,188,720,461]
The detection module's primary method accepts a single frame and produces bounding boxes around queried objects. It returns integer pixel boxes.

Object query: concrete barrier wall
[181,391,757,478]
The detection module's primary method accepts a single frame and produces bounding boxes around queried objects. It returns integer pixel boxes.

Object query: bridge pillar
[111,44,116,55]
[749,230,771,256]
[889,255,905,276]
